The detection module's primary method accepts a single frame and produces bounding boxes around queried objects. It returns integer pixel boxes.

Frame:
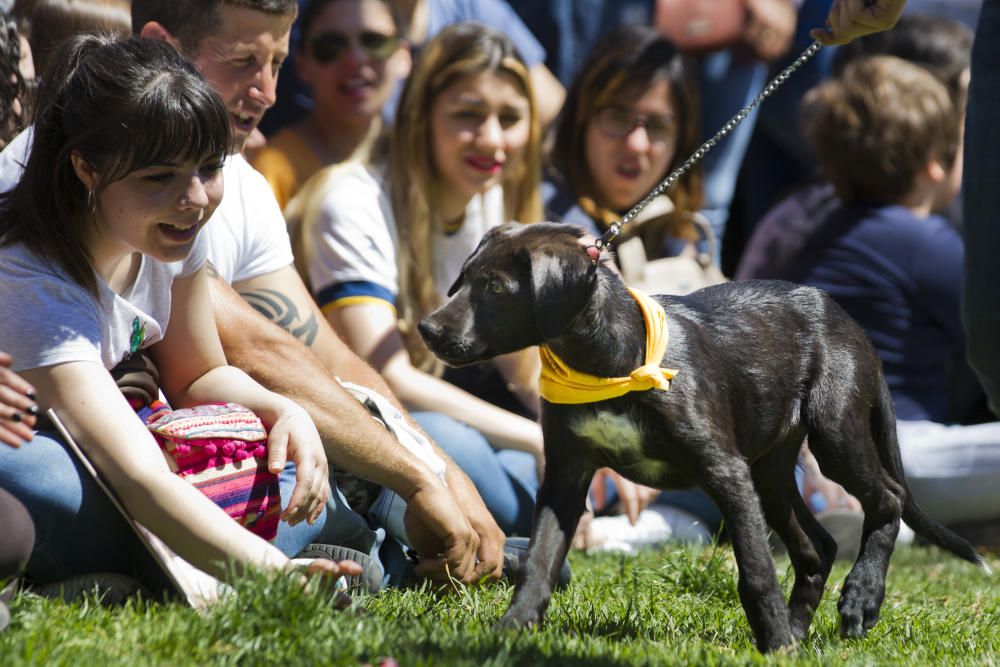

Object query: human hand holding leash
[0,351,37,447]
[811,0,906,45]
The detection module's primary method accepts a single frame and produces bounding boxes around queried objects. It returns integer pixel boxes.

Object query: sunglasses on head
[308,30,400,64]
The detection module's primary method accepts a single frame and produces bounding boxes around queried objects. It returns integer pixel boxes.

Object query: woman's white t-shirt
[0,233,208,372]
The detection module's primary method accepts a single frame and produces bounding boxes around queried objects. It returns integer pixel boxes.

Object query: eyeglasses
[308,30,400,64]
[594,106,676,145]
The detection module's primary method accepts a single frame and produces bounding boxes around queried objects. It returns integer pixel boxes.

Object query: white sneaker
[586,505,712,554]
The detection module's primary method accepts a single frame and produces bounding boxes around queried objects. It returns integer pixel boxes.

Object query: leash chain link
[594,40,824,250]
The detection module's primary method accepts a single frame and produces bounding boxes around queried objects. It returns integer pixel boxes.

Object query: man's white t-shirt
[0,234,208,372]
[305,161,504,310]
[0,129,294,287]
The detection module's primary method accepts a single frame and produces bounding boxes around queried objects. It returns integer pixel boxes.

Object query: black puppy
[418,223,988,653]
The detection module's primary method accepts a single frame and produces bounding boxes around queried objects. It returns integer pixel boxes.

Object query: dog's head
[419,222,602,366]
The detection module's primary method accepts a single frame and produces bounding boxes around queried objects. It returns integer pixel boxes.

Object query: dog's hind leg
[751,442,837,641]
[807,420,904,639]
[701,456,796,652]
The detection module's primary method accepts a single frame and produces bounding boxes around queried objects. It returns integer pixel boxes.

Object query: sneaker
[296,544,384,594]
[34,572,143,605]
[502,537,572,590]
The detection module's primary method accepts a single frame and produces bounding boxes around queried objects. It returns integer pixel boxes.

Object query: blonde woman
[294,22,544,535]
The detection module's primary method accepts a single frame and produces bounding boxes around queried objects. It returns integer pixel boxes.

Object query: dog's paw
[837,585,882,638]
[495,608,541,631]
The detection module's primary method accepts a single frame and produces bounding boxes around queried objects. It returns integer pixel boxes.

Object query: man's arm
[216,266,505,580]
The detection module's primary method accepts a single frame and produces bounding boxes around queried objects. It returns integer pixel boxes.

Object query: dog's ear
[528,245,598,340]
[446,271,464,297]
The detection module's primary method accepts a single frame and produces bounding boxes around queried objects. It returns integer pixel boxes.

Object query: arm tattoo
[239,288,319,347]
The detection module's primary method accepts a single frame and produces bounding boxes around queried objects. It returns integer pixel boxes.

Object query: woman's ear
[70,153,99,192]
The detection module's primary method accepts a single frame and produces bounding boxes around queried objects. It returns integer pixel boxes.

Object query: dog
[418,222,988,653]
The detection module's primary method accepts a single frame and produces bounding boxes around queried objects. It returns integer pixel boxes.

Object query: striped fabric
[143,402,281,541]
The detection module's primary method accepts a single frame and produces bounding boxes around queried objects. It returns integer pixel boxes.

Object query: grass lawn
[1,543,996,666]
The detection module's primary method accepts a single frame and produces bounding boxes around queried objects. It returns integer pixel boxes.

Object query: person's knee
[0,433,84,520]
[0,487,34,578]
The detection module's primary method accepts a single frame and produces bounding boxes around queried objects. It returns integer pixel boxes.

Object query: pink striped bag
[143,402,281,541]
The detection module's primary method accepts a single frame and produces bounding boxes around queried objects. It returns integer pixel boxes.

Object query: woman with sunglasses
[251,0,411,209]
[292,23,546,538]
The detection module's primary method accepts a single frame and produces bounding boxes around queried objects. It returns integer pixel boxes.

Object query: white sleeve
[305,166,399,302]
[0,127,33,194]
[0,250,103,371]
[227,155,295,284]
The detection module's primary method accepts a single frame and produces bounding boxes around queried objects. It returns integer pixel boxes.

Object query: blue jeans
[0,431,380,588]
[962,0,1000,415]
[411,412,538,536]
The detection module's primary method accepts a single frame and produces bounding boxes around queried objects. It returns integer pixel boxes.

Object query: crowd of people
[0,0,997,631]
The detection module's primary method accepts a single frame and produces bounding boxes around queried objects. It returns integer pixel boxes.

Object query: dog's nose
[417,318,441,344]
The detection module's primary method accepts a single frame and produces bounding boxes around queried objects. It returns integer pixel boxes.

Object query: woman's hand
[267,403,331,526]
[0,351,37,447]
[590,467,660,525]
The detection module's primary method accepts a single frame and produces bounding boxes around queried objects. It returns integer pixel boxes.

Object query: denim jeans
[411,411,538,536]
[0,431,381,587]
[962,0,1000,414]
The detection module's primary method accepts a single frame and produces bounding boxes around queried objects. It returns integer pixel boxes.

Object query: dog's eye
[488,279,506,295]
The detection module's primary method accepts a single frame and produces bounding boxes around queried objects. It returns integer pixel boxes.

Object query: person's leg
[0,486,33,580]
[962,0,1000,414]
[410,411,535,536]
[896,419,1000,525]
[0,432,164,588]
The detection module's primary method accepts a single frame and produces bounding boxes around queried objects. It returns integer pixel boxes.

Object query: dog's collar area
[538,288,678,404]
[585,244,602,264]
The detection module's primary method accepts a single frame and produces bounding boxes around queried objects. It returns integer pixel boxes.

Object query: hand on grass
[403,482,483,584]
[0,351,37,448]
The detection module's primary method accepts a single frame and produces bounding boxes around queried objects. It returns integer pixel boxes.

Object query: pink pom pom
[221,442,236,456]
[234,450,250,461]
[174,444,191,457]
[252,445,266,458]
[203,443,218,456]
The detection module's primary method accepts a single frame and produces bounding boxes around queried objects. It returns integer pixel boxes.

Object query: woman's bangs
[104,77,232,181]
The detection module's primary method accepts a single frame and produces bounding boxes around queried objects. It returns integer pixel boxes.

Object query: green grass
[1,544,997,666]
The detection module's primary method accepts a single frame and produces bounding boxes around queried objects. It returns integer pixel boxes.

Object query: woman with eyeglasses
[291,23,546,538]
[546,24,704,265]
[251,0,411,209]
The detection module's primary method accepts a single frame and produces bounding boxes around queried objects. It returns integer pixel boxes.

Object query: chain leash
[593,40,824,250]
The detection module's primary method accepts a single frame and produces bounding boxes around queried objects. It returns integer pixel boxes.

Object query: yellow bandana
[538,288,678,404]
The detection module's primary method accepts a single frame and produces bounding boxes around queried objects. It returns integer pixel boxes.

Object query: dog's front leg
[701,458,795,653]
[497,450,591,629]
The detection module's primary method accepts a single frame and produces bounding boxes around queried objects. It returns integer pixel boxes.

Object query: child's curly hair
[0,15,33,149]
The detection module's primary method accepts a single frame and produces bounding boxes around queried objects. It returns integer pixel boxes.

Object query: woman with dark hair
[0,34,361,591]
[546,24,704,269]
[0,12,34,149]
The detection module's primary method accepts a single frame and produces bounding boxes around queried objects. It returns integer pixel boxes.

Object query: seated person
[251,0,411,208]
[544,24,707,279]
[0,34,362,590]
[787,55,1000,529]
[1,0,509,587]
[294,23,546,536]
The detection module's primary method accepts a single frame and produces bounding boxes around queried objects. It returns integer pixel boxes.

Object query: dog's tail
[873,378,991,574]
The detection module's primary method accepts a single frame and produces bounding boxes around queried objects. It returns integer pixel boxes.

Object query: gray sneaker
[296,544,384,594]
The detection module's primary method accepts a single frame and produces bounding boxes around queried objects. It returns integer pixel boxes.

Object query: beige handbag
[616,197,727,296]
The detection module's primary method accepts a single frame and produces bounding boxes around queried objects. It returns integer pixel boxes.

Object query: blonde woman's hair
[390,21,543,370]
